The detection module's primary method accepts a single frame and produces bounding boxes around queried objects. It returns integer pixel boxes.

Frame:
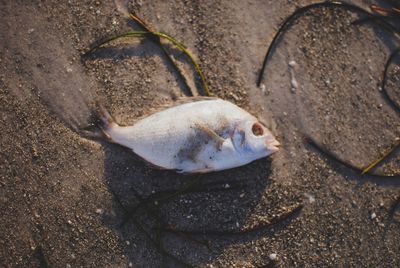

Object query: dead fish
[92,97,280,173]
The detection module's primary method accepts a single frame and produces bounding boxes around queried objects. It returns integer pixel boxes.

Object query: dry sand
[1,0,399,267]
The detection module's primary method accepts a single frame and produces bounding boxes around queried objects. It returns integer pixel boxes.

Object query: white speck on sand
[269,253,277,260]
[288,60,298,93]
[304,193,316,203]
[370,212,376,220]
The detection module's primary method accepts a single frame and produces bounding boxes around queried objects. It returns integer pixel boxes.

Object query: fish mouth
[265,138,280,153]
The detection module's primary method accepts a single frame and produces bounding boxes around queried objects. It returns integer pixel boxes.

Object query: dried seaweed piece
[359,47,400,174]
[305,135,400,178]
[382,48,400,113]
[257,1,395,86]
[128,13,211,97]
[257,1,400,179]
[84,13,210,97]
[362,140,400,174]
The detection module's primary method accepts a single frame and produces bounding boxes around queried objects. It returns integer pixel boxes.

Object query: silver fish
[96,97,280,173]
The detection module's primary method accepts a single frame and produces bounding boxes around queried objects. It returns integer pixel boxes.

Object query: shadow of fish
[88,97,280,173]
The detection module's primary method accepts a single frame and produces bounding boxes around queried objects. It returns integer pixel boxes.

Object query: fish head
[231,120,280,159]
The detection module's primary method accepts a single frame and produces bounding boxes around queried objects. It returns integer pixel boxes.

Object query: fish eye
[251,122,264,136]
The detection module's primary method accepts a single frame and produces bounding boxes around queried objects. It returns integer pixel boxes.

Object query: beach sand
[1,1,399,267]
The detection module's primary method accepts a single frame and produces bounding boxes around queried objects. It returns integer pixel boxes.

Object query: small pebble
[229,92,239,101]
[260,84,266,91]
[371,212,376,220]
[304,193,315,203]
[95,208,103,214]
[325,79,331,86]
[290,78,298,92]
[269,253,277,261]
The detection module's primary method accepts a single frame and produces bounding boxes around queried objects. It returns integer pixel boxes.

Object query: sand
[1,0,399,267]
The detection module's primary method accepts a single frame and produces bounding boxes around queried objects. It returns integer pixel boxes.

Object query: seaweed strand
[257,1,396,86]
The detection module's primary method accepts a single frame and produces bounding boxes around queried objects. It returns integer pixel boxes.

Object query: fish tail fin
[80,103,116,141]
[97,105,117,130]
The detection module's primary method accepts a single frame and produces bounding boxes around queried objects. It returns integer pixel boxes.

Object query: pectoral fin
[193,123,225,151]
[231,127,246,146]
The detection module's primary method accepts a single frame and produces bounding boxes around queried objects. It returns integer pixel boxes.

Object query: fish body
[99,98,279,173]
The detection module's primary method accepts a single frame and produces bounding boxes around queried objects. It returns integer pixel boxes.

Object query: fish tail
[97,105,117,131]
[81,103,116,141]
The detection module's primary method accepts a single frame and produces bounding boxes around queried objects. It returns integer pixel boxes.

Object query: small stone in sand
[269,253,277,261]
[370,212,376,220]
